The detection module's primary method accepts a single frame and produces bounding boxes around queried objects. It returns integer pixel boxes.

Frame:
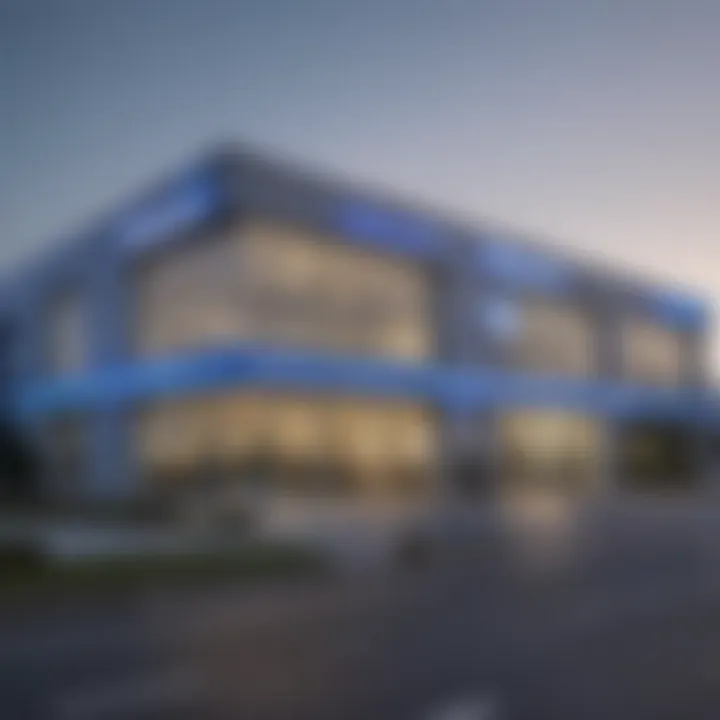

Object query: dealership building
[1,147,715,522]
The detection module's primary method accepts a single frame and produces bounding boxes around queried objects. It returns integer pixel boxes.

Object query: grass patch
[0,542,329,603]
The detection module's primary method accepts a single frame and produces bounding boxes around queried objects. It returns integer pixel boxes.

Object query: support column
[598,417,622,503]
[86,405,140,503]
[85,240,139,503]
[438,404,500,505]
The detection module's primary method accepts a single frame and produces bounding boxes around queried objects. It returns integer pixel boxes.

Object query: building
[1,146,714,528]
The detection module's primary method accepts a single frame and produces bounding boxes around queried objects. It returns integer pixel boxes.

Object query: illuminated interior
[134,220,432,362]
[512,298,597,377]
[499,410,604,496]
[621,317,688,386]
[136,393,437,502]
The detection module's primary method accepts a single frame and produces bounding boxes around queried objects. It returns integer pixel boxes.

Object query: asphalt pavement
[5,501,720,719]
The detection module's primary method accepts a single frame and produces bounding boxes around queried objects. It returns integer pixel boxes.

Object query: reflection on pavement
[502,492,582,573]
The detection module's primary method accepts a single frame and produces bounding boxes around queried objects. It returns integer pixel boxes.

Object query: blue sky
[2,0,720,361]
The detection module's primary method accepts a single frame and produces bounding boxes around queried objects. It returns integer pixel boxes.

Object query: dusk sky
[3,0,720,364]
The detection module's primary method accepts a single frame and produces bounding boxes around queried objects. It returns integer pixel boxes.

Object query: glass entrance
[136,393,437,506]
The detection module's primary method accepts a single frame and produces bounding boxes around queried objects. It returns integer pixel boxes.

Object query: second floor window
[134,220,433,362]
[621,317,687,387]
[511,297,597,377]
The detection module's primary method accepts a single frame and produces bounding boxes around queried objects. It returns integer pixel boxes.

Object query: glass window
[136,393,436,502]
[499,410,604,495]
[236,222,433,361]
[136,234,239,356]
[134,221,433,362]
[621,317,687,386]
[511,298,597,377]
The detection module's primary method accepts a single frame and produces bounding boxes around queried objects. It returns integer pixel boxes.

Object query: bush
[0,540,46,577]
[0,540,328,603]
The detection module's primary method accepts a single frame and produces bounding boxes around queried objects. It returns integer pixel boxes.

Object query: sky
[2,0,720,364]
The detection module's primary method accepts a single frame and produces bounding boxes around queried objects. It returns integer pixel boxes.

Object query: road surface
[4,503,720,719]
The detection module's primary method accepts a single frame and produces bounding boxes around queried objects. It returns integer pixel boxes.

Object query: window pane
[136,394,436,502]
[622,317,686,386]
[512,298,596,377]
[134,220,433,362]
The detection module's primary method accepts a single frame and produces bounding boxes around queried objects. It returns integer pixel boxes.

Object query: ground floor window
[617,421,698,493]
[135,392,437,504]
[498,410,605,497]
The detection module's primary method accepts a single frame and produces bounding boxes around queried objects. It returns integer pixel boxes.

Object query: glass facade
[621,316,687,386]
[136,393,437,502]
[134,220,432,361]
[21,161,709,510]
[511,298,597,377]
[499,410,604,495]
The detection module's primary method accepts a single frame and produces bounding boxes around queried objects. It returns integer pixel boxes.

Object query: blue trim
[334,201,443,259]
[478,241,573,294]
[476,241,709,331]
[15,345,711,424]
[645,290,708,330]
